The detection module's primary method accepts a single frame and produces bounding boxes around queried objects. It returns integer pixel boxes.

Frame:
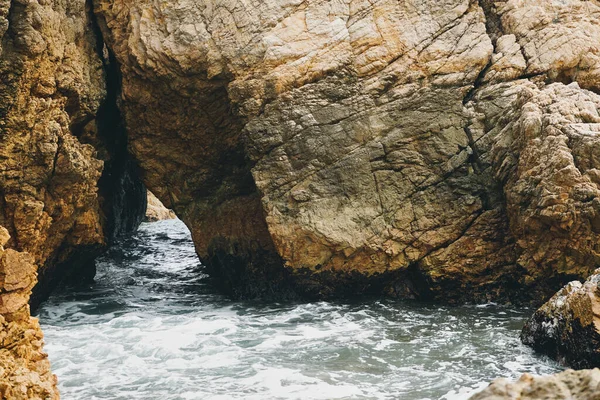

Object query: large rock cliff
[94,0,600,303]
[0,0,146,307]
[0,0,145,395]
[2,0,600,397]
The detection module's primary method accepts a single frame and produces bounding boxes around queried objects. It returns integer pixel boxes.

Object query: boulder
[521,270,600,369]
[145,191,177,222]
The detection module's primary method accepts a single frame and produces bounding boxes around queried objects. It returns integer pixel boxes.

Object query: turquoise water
[37,219,562,399]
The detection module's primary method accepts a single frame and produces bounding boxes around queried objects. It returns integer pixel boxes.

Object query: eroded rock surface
[521,270,600,369]
[94,0,600,302]
[0,0,145,395]
[0,0,146,306]
[469,369,600,400]
[0,228,58,399]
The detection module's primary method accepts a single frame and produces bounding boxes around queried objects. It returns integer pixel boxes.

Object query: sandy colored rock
[0,0,144,396]
[0,229,58,399]
[469,369,600,400]
[0,0,105,288]
[145,191,177,222]
[521,270,600,369]
[94,0,600,302]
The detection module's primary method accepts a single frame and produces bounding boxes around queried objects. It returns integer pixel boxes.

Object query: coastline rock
[94,0,600,302]
[0,229,58,399]
[145,191,177,222]
[521,270,600,369]
[469,369,600,400]
[0,0,144,396]
[0,0,146,306]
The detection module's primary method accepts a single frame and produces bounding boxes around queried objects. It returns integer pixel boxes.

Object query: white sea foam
[37,220,563,400]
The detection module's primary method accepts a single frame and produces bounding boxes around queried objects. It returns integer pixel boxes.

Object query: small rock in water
[145,191,177,222]
[521,270,600,369]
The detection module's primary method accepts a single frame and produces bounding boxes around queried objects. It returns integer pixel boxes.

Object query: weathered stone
[145,191,177,222]
[469,369,600,400]
[93,0,600,303]
[0,0,145,396]
[0,229,58,399]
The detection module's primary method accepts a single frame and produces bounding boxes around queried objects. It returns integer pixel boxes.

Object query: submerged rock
[469,369,600,400]
[521,271,600,369]
[145,191,177,222]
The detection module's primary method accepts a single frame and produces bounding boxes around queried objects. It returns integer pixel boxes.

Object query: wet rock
[521,271,600,369]
[469,369,600,400]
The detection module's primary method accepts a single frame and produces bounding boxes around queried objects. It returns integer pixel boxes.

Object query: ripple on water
[37,219,562,400]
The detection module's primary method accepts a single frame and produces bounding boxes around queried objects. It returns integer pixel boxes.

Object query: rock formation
[0,0,146,305]
[521,270,600,369]
[145,190,177,222]
[1,0,600,397]
[469,369,600,400]
[93,0,600,302]
[0,0,145,395]
[0,228,58,399]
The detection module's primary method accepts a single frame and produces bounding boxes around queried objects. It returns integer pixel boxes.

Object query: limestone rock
[94,0,600,302]
[469,369,600,400]
[0,0,145,396]
[0,0,146,307]
[145,191,177,222]
[521,270,600,369]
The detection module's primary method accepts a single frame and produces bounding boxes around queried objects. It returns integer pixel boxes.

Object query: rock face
[93,0,600,302]
[0,0,145,396]
[521,270,600,369]
[469,369,600,400]
[0,228,59,399]
[0,0,146,306]
[145,191,177,222]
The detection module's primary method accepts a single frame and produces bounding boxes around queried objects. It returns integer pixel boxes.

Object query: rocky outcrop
[0,0,145,396]
[521,270,600,369]
[1,0,105,305]
[0,0,145,306]
[92,0,600,302]
[0,228,58,399]
[145,191,176,222]
[469,369,600,400]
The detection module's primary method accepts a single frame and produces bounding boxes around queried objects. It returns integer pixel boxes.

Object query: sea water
[37,219,562,400]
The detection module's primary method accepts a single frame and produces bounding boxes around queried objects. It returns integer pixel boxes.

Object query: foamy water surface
[37,219,562,400]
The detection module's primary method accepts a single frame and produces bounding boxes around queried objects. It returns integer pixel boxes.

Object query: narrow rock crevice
[30,1,147,310]
[88,0,147,243]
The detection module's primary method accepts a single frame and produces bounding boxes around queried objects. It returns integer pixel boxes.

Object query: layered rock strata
[94,0,600,302]
[469,369,600,400]
[521,270,600,369]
